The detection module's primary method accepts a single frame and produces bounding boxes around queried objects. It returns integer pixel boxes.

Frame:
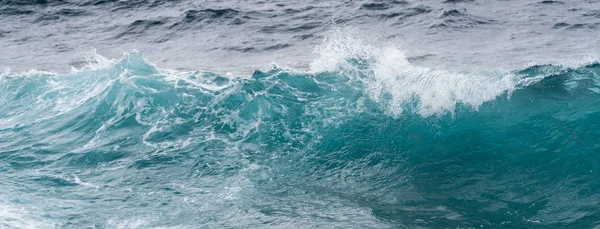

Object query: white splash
[310,28,542,117]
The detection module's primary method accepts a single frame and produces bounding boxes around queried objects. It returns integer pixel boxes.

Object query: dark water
[1,0,600,228]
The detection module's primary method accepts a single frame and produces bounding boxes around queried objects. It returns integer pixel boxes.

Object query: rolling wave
[1,38,600,228]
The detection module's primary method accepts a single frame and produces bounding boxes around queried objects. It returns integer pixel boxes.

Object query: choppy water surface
[1,0,600,228]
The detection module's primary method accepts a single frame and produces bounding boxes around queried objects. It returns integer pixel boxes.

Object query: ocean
[1,0,600,228]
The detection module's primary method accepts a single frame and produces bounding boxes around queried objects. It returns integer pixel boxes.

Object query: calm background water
[2,0,600,73]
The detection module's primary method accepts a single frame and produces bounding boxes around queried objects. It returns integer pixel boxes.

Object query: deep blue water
[2,0,600,228]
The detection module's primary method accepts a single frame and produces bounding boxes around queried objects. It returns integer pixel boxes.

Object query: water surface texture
[1,0,600,228]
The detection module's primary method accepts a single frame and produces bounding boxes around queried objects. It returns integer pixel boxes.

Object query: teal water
[1,50,600,228]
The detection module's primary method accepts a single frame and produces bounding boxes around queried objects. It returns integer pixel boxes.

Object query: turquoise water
[1,47,600,228]
[3,0,600,227]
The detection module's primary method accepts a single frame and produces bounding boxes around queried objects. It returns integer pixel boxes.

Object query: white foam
[73,47,117,72]
[0,68,10,79]
[73,175,99,189]
[0,200,56,229]
[310,28,542,117]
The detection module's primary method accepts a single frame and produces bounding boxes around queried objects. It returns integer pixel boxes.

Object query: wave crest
[310,29,551,116]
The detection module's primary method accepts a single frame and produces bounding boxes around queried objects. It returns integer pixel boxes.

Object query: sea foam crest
[310,29,540,117]
[0,201,56,228]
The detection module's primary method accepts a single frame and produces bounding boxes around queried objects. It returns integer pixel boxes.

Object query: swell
[0,52,591,119]
[1,50,599,148]
[1,50,598,166]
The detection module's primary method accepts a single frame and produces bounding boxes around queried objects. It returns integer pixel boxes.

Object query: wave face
[2,41,600,228]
